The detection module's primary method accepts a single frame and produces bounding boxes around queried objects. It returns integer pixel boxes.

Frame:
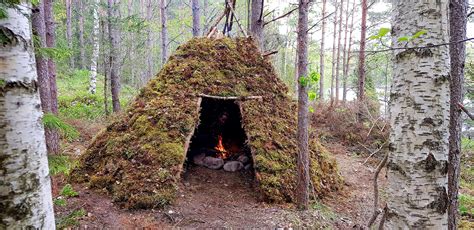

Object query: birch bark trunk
[296,0,310,210]
[385,0,450,228]
[89,0,101,94]
[0,3,55,228]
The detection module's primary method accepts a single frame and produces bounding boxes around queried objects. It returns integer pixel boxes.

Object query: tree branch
[367,153,388,228]
[263,7,298,26]
[458,103,474,120]
[307,11,335,33]
[354,37,474,54]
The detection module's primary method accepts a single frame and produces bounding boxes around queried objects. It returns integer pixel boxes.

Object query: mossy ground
[71,37,343,209]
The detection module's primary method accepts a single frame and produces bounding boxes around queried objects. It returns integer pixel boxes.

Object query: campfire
[186,98,252,172]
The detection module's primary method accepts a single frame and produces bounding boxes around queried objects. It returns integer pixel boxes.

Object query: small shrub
[48,155,76,176]
[53,198,67,207]
[56,208,86,229]
[60,184,79,197]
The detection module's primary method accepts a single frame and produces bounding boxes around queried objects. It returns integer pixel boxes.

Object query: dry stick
[262,50,278,57]
[225,1,248,37]
[264,7,298,26]
[363,142,387,165]
[197,93,263,100]
[367,153,389,228]
[458,102,474,120]
[206,8,229,37]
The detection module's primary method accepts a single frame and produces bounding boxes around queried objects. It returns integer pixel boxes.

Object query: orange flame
[215,135,228,159]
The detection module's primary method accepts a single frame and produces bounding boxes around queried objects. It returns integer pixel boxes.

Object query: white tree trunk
[385,0,450,228]
[160,0,168,66]
[0,4,55,229]
[89,0,100,94]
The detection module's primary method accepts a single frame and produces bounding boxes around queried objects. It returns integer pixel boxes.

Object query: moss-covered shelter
[71,37,343,209]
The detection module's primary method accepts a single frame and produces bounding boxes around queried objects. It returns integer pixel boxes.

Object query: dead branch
[225,1,248,37]
[458,102,474,120]
[206,8,228,36]
[378,205,388,230]
[264,7,298,26]
[363,142,387,165]
[307,11,336,33]
[367,153,388,228]
[197,94,263,100]
[262,50,278,57]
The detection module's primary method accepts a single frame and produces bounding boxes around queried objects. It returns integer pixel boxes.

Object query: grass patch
[461,138,474,194]
[60,184,79,197]
[43,113,80,141]
[311,200,338,221]
[53,198,67,207]
[48,155,76,176]
[459,194,474,216]
[56,208,86,229]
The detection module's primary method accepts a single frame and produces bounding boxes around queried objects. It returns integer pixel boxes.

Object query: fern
[42,113,79,141]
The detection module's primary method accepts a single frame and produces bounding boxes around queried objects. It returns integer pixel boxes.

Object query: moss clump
[71,37,343,209]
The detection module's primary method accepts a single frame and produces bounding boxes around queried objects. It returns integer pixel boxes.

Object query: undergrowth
[55,208,86,229]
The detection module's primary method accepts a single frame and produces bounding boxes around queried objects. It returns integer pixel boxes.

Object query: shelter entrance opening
[185,97,253,172]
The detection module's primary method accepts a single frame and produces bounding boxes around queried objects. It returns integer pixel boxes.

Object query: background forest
[1,0,473,228]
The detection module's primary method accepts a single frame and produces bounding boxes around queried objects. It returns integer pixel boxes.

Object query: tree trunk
[192,0,201,37]
[341,0,350,103]
[146,0,153,81]
[343,0,355,102]
[203,0,209,35]
[296,0,310,210]
[0,3,55,228]
[335,0,344,103]
[250,0,264,50]
[101,18,110,116]
[357,0,367,102]
[319,0,326,101]
[44,0,60,154]
[448,0,468,229]
[108,0,121,112]
[66,0,74,68]
[385,0,450,228]
[78,0,86,69]
[160,0,168,66]
[330,0,338,102]
[89,0,100,94]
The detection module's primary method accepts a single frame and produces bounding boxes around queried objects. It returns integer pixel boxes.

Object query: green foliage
[459,194,474,216]
[56,208,86,229]
[48,155,76,176]
[60,184,79,197]
[397,29,428,43]
[53,198,67,207]
[42,113,79,141]
[369,27,390,40]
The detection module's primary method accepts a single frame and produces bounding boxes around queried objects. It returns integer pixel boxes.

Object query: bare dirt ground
[55,142,387,229]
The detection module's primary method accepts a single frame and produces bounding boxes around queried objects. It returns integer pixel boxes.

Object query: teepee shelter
[71,37,343,209]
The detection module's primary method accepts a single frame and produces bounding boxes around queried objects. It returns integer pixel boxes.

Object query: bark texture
[448,0,468,229]
[250,0,264,49]
[192,0,201,37]
[44,0,60,154]
[0,4,55,228]
[89,0,100,94]
[385,0,450,228]
[296,0,310,210]
[357,0,367,102]
[319,0,327,100]
[160,0,169,66]
[108,0,121,112]
[335,0,344,103]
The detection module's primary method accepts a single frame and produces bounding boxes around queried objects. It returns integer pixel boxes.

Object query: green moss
[71,37,342,209]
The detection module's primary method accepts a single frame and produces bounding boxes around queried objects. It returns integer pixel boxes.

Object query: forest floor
[52,131,387,229]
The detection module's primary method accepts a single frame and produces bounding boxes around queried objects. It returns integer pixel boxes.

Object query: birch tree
[160,0,169,66]
[0,3,55,228]
[296,0,310,210]
[89,0,101,94]
[250,0,264,49]
[385,0,450,228]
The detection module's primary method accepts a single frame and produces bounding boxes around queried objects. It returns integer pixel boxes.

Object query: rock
[203,157,224,169]
[237,155,249,164]
[193,153,206,166]
[223,161,243,172]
